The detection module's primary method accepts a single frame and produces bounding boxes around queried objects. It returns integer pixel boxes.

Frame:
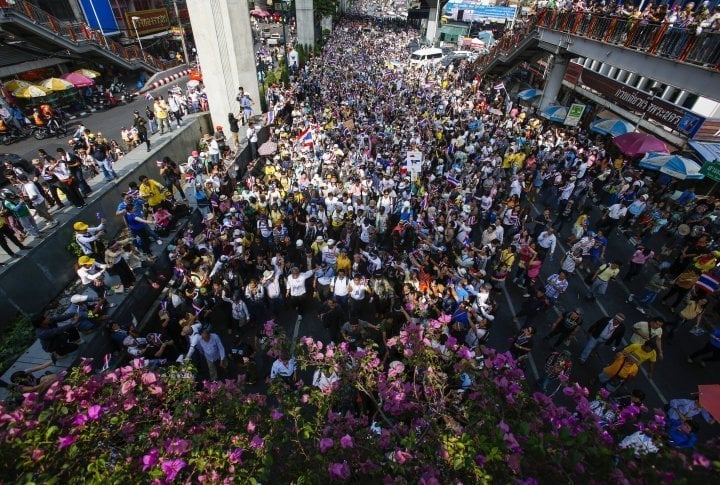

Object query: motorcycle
[120,89,137,104]
[90,94,108,110]
[0,125,30,145]
[31,120,67,140]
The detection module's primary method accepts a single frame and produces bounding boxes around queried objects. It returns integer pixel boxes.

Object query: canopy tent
[39,77,75,91]
[61,72,95,87]
[12,85,51,98]
[540,105,568,123]
[638,152,704,180]
[613,132,669,158]
[590,118,636,137]
[517,89,543,101]
[74,68,101,78]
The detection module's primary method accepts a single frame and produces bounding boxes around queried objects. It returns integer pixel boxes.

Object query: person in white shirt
[537,229,557,260]
[286,266,315,317]
[348,274,371,313]
[270,353,296,383]
[312,366,340,393]
[331,269,351,309]
[321,239,338,265]
[197,327,226,381]
[17,174,57,226]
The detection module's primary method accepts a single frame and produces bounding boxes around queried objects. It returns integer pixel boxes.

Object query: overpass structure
[0,0,179,72]
[475,9,720,110]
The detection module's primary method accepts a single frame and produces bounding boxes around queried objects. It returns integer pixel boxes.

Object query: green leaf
[45,425,59,440]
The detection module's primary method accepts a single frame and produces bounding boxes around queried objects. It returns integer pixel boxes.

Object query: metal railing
[0,0,180,71]
[474,9,720,74]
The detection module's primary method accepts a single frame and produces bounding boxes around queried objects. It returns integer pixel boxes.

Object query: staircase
[0,0,180,72]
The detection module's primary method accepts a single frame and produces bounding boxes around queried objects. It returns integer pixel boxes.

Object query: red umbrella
[60,72,95,88]
[613,132,669,158]
[699,384,720,422]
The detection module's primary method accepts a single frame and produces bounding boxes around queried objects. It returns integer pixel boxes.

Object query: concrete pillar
[426,8,438,43]
[675,90,689,106]
[607,66,618,78]
[636,76,647,89]
[539,55,569,110]
[66,0,86,24]
[661,86,675,101]
[625,72,637,86]
[187,0,260,130]
[296,0,316,48]
[583,57,593,68]
[599,63,611,76]
[615,69,626,83]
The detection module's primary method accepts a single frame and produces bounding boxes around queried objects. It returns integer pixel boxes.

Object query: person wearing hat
[76,255,108,299]
[132,110,150,151]
[1,188,43,239]
[73,219,106,256]
[579,313,627,364]
[321,238,338,266]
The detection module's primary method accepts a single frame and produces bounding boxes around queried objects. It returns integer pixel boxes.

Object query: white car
[409,47,444,66]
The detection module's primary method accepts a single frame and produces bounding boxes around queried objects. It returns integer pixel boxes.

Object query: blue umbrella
[517,89,543,101]
[540,105,568,123]
[590,118,636,137]
[638,152,704,180]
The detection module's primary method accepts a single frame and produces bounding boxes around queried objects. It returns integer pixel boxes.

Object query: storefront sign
[125,8,170,37]
[700,161,720,181]
[564,103,585,126]
[693,118,720,142]
[565,64,703,137]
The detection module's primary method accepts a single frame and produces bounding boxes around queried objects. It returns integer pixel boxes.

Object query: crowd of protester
[5,3,720,453]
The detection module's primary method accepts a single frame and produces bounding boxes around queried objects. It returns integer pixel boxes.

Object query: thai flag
[101,353,111,372]
[376,132,385,140]
[343,127,351,136]
[266,110,275,125]
[493,82,505,91]
[447,143,456,156]
[446,175,460,187]
[695,273,720,294]
[420,193,429,209]
[463,234,471,247]
[297,128,313,147]
[144,92,154,101]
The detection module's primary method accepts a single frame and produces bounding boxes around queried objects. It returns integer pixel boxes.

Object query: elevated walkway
[0,0,179,73]
[475,10,720,100]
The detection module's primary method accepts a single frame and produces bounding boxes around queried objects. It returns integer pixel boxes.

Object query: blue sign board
[79,0,120,35]
[444,1,516,20]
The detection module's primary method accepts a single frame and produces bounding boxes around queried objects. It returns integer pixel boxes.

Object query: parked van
[409,47,443,66]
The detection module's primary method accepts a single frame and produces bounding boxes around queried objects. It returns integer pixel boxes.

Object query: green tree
[314,0,338,18]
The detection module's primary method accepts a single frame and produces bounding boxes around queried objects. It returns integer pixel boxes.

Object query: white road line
[528,202,668,404]
[290,315,302,355]
[501,286,540,380]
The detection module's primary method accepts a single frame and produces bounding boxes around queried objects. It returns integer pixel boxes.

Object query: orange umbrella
[698,384,720,422]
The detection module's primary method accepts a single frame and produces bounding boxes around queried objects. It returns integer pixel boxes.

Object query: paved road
[0,76,192,265]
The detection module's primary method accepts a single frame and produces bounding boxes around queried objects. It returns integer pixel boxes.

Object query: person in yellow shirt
[138,175,167,209]
[584,260,621,302]
[598,341,657,391]
[154,97,172,134]
[336,248,351,274]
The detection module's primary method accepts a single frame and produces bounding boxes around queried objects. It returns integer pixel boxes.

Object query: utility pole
[172,0,191,65]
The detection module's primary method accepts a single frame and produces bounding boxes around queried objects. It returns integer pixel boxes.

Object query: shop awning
[689,140,720,163]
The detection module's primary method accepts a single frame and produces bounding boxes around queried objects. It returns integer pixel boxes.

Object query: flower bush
[0,318,718,482]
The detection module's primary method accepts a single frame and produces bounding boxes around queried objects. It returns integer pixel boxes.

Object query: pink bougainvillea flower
[161,458,186,481]
[120,379,136,395]
[228,447,243,464]
[141,449,159,472]
[31,449,44,461]
[263,320,276,337]
[692,452,711,468]
[250,435,264,449]
[246,421,256,434]
[87,405,103,420]
[58,435,76,449]
[141,372,158,385]
[340,434,354,449]
[328,462,351,480]
[394,450,412,464]
[165,438,192,456]
[271,409,283,420]
[72,414,89,427]
[319,438,334,454]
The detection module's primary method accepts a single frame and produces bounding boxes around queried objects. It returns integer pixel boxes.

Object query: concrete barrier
[0,113,210,326]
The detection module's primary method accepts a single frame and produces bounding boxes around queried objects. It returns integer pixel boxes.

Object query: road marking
[528,202,668,404]
[501,286,540,380]
[290,315,302,355]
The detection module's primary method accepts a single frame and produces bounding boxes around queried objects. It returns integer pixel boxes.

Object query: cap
[315,235,324,243]
[327,239,336,246]
[78,255,95,266]
[73,221,89,232]
[262,269,275,281]
[403,201,411,208]
[191,150,199,157]
[70,294,89,304]
[296,239,304,247]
